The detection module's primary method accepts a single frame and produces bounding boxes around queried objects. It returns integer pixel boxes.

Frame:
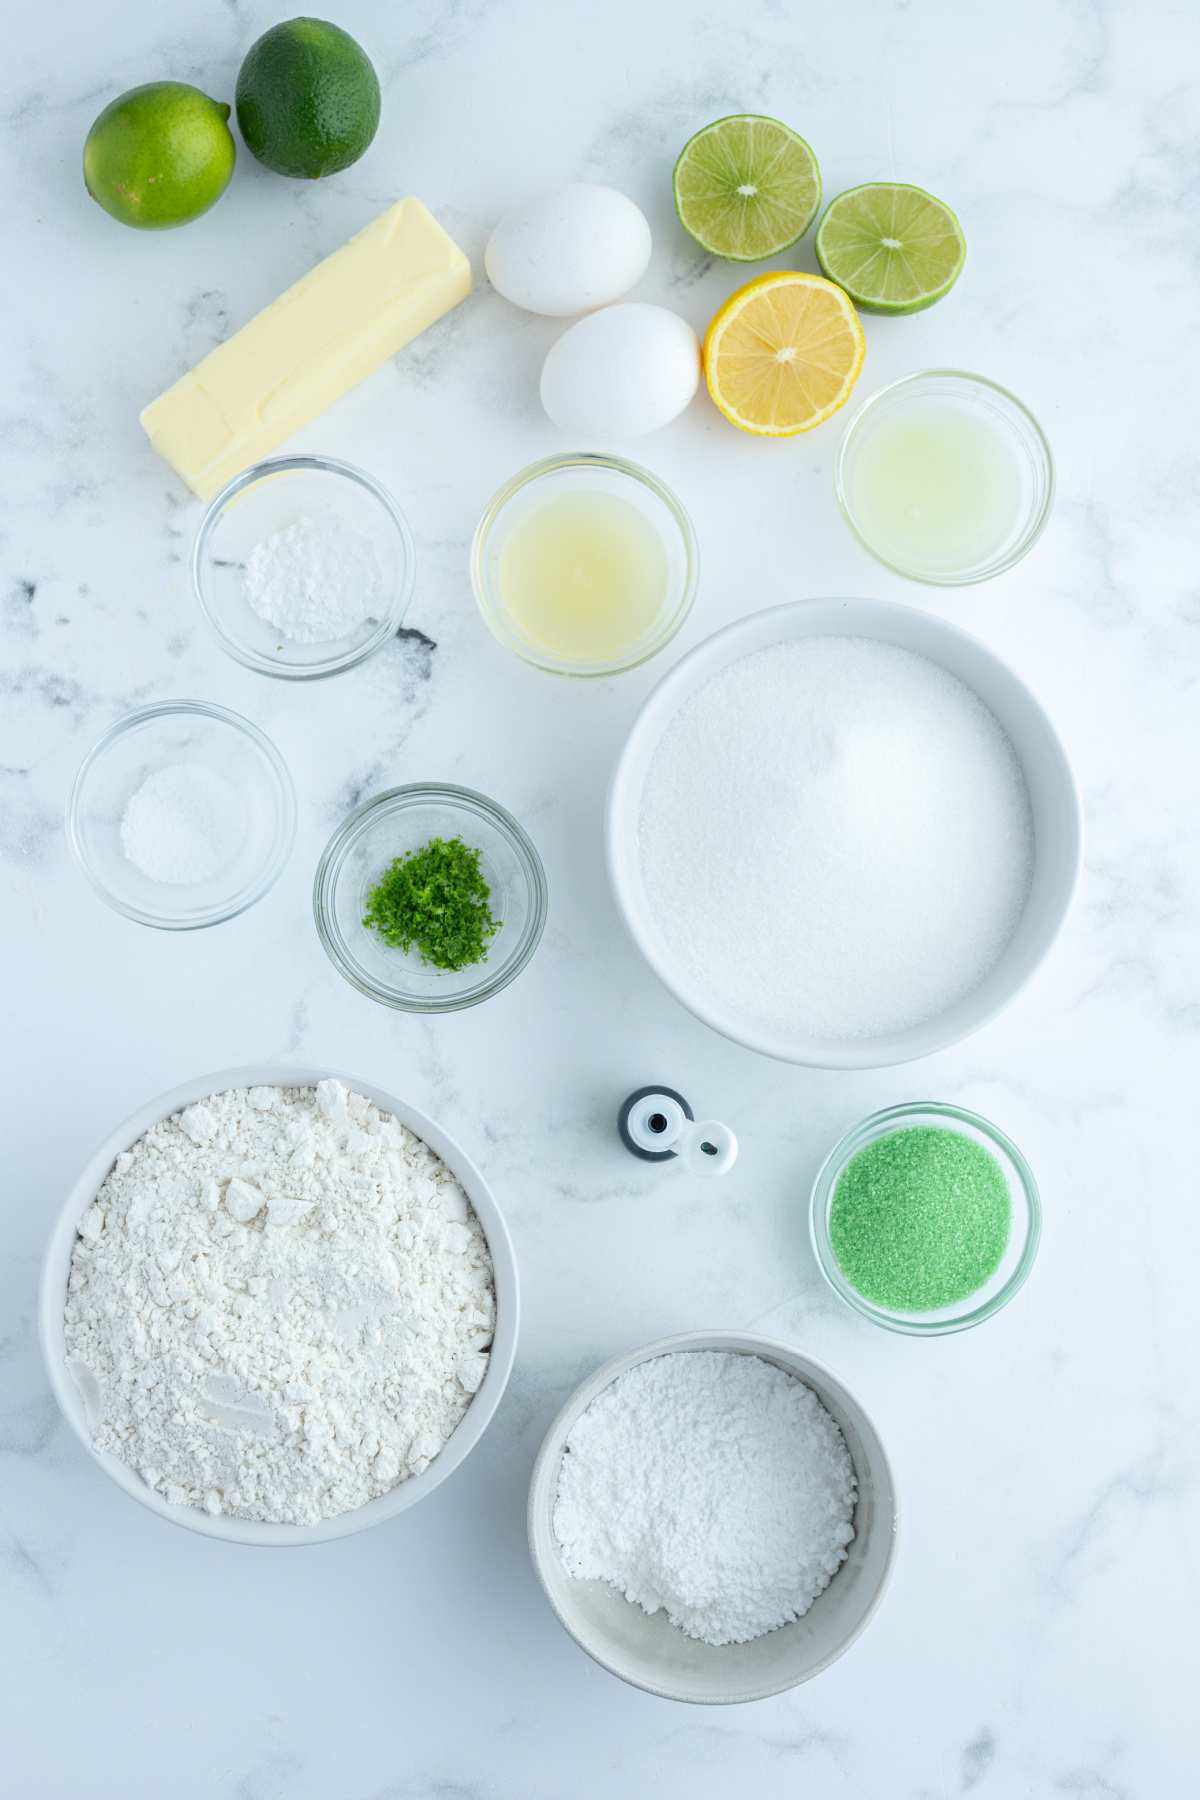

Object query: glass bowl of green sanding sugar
[810,1102,1041,1335]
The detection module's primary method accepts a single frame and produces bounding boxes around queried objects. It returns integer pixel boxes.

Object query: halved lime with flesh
[673,115,821,261]
[815,183,965,313]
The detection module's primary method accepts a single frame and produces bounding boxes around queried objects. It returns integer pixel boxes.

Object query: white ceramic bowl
[528,1331,899,1703]
[38,1065,519,1546]
[606,597,1082,1069]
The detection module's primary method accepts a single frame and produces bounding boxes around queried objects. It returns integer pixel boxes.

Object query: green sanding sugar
[829,1126,1011,1312]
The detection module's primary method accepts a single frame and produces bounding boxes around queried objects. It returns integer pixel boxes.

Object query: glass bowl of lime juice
[834,370,1054,586]
[470,454,698,677]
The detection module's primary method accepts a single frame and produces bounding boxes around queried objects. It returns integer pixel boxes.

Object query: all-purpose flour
[63,1081,495,1525]
[553,1351,857,1645]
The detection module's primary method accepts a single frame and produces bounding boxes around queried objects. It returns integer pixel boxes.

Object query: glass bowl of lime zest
[313,784,547,1011]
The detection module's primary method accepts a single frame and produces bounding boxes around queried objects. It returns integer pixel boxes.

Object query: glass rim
[809,1100,1042,1336]
[65,698,298,931]
[313,782,549,1012]
[469,451,699,678]
[190,454,417,681]
[833,369,1056,587]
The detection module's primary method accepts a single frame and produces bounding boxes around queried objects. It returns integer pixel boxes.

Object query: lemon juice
[499,489,668,664]
[849,404,1022,575]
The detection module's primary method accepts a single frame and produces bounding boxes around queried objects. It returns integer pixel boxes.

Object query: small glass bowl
[834,370,1054,585]
[809,1102,1041,1335]
[314,784,547,1011]
[191,455,416,679]
[67,700,297,930]
[470,453,699,677]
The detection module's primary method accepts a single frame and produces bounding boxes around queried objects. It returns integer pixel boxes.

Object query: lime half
[673,115,821,261]
[815,183,965,314]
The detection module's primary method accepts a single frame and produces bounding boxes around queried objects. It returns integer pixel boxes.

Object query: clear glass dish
[470,453,698,677]
[67,700,296,929]
[809,1102,1041,1335]
[191,455,416,679]
[834,370,1054,585]
[314,784,548,1011]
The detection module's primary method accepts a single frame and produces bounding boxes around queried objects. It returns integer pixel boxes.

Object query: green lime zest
[673,114,821,261]
[815,183,965,314]
[362,836,499,972]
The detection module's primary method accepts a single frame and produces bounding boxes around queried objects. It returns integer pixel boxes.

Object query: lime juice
[848,403,1023,576]
[498,489,668,663]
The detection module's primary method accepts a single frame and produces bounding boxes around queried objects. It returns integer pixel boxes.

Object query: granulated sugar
[244,514,379,644]
[638,637,1034,1040]
[63,1081,495,1525]
[553,1351,856,1646]
[121,761,244,884]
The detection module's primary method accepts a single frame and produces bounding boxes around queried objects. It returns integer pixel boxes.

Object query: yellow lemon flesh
[703,271,865,436]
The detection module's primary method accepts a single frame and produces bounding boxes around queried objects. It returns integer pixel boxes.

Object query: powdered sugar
[553,1350,856,1645]
[63,1081,495,1526]
[120,762,245,884]
[243,515,379,644]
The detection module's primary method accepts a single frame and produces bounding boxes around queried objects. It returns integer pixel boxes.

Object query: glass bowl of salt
[67,700,296,929]
[191,455,416,679]
[809,1102,1041,1335]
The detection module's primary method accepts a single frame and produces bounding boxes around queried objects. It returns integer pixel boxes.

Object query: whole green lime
[236,17,381,179]
[83,82,235,230]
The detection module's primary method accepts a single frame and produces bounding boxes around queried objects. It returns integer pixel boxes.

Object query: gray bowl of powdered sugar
[527,1332,899,1702]
[191,454,416,680]
[38,1064,518,1545]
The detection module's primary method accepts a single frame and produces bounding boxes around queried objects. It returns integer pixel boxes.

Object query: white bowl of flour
[527,1332,899,1702]
[606,597,1082,1068]
[38,1066,518,1545]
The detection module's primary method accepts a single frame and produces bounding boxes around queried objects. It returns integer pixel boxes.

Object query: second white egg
[540,304,702,438]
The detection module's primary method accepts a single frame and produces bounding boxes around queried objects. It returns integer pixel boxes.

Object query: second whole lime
[236,17,381,179]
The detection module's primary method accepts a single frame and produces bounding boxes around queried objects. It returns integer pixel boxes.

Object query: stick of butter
[140,198,471,499]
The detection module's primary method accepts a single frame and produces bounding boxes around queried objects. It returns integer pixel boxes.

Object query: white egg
[540,304,701,438]
[485,184,652,317]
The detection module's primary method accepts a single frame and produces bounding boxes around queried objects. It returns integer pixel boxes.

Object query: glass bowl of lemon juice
[470,454,698,676]
[834,370,1054,585]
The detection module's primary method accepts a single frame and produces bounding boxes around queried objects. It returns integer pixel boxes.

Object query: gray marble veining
[3,0,1198,1794]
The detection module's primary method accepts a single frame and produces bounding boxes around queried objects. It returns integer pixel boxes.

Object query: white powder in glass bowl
[243,514,380,644]
[120,761,245,885]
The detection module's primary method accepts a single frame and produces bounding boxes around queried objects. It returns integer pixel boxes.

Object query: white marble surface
[3,0,1197,1792]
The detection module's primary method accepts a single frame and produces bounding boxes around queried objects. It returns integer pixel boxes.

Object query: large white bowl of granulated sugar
[38,1065,518,1546]
[528,1331,899,1703]
[606,597,1081,1068]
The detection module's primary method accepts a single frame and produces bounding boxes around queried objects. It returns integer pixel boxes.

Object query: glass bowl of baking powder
[191,455,416,679]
